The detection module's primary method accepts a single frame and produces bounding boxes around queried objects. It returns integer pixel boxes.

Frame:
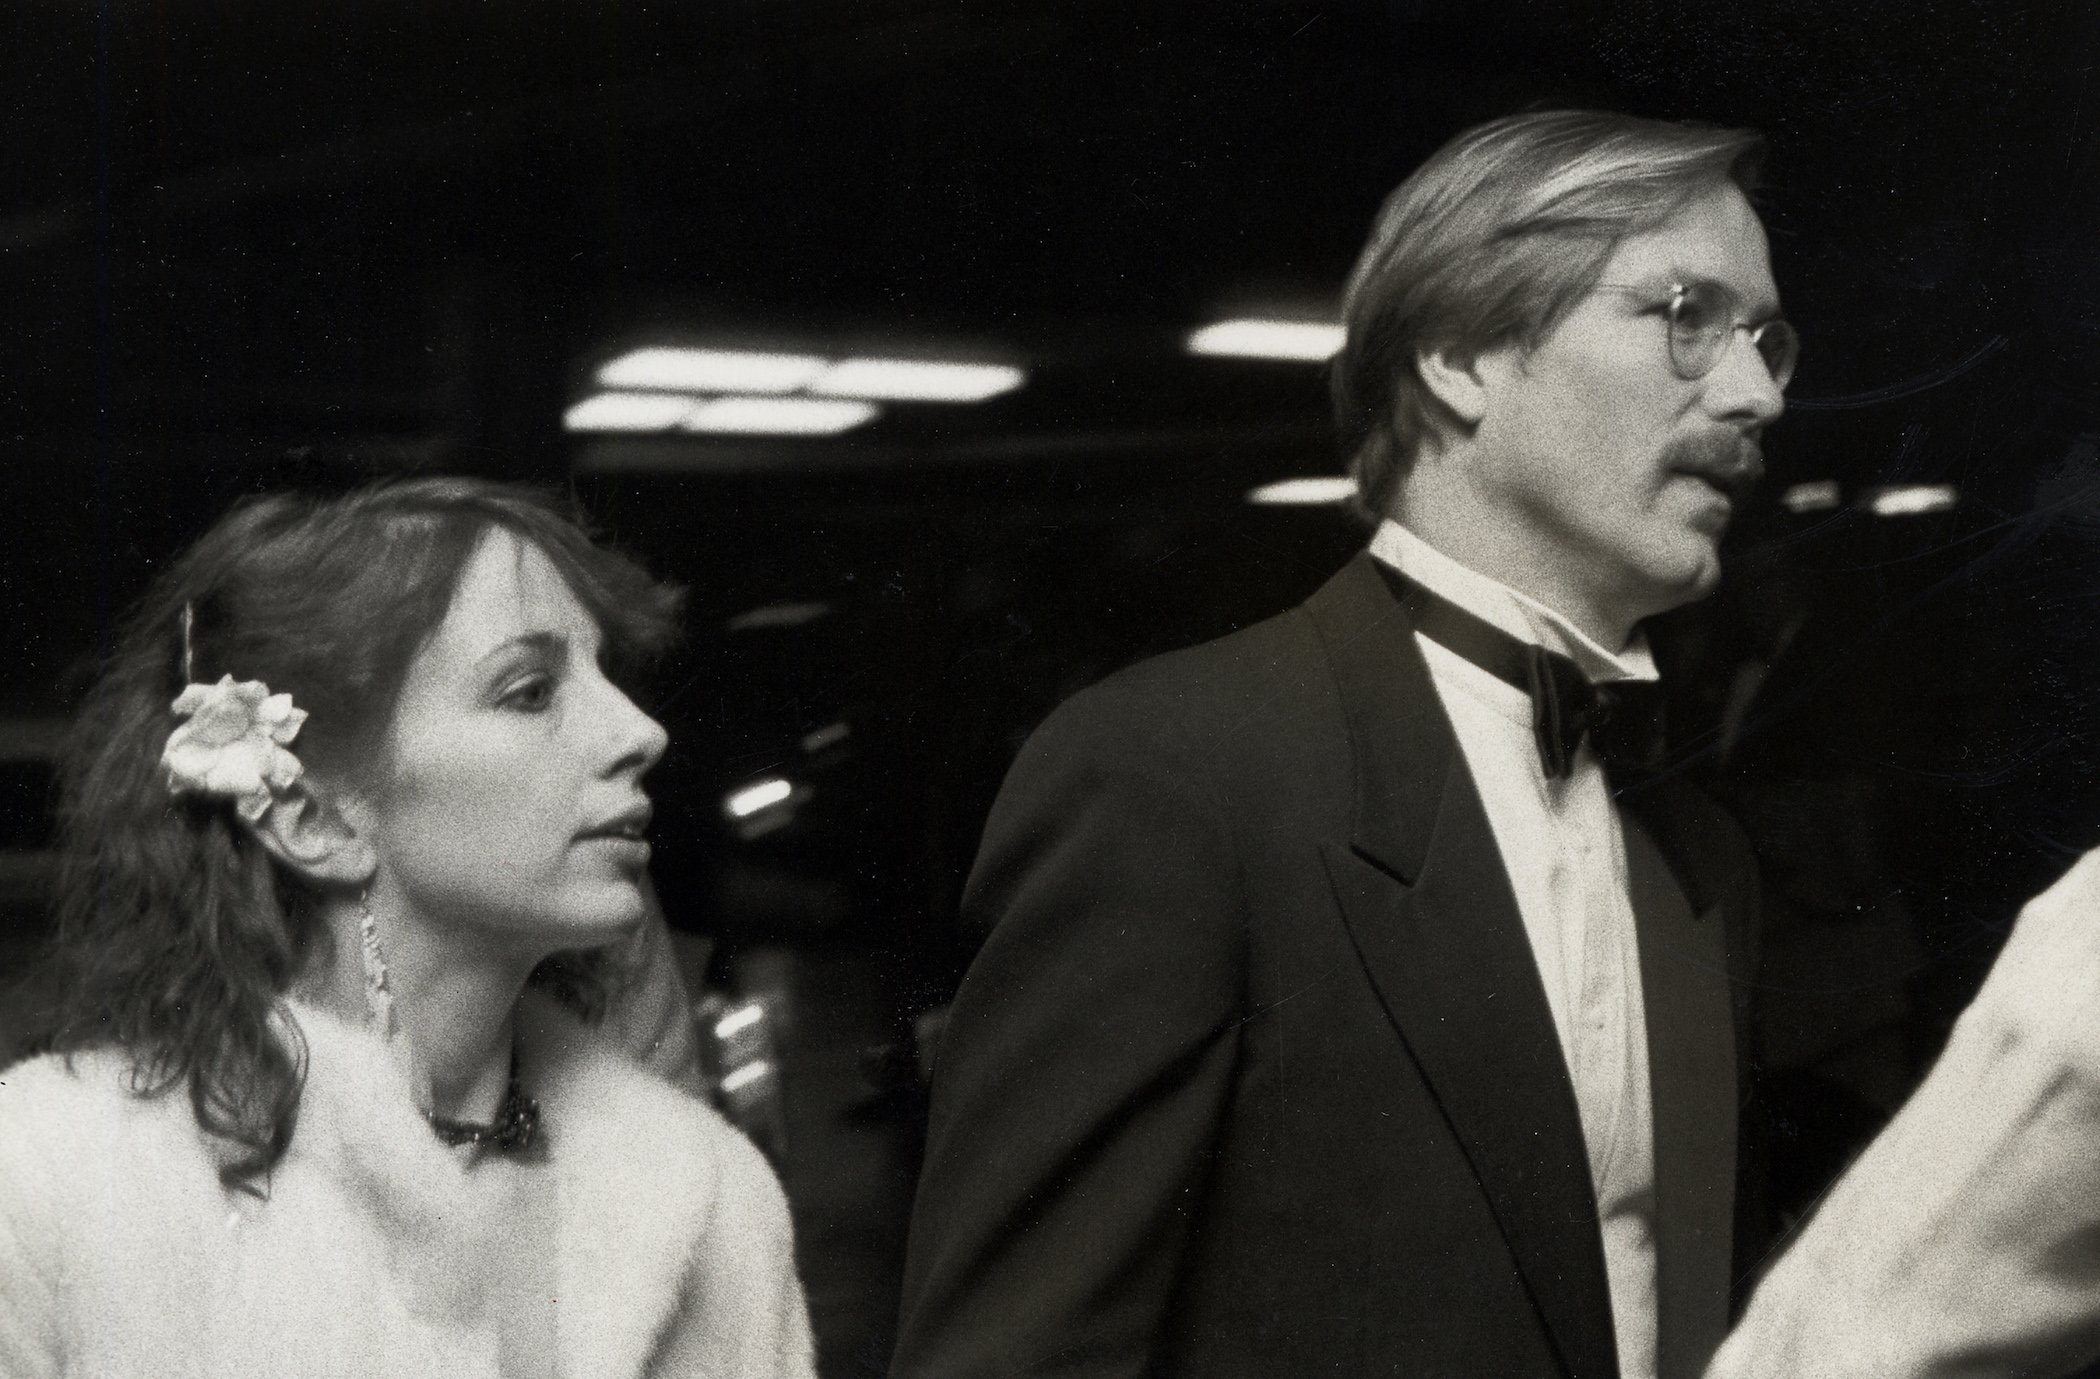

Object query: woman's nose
[605,685,670,776]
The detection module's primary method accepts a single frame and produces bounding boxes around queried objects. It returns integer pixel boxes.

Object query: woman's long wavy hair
[34,477,683,1193]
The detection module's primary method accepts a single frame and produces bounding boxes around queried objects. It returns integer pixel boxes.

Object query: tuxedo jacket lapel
[1307,555,1619,1379]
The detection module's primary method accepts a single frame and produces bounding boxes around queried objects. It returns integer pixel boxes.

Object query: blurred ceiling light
[1247,476,1360,506]
[718,1062,773,1095]
[714,1005,765,1039]
[1865,484,1959,517]
[683,397,879,436]
[809,358,1025,402]
[598,347,827,394]
[725,777,794,819]
[1188,318,1345,362]
[563,391,697,432]
[725,601,834,633]
[801,722,852,754]
[1780,480,1842,513]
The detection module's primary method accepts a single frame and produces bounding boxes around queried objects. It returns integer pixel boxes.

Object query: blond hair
[1332,109,1765,519]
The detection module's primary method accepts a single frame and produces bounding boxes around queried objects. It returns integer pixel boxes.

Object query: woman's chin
[517,886,650,952]
[569,894,650,942]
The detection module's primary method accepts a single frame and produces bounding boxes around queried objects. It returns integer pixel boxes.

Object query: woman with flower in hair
[0,478,815,1379]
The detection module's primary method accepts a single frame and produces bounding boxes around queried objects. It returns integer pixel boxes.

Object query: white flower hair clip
[161,674,311,823]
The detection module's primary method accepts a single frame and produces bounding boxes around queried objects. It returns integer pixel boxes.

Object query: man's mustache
[1667,431,1765,501]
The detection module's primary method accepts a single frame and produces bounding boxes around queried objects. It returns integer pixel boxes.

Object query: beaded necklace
[425,1047,541,1153]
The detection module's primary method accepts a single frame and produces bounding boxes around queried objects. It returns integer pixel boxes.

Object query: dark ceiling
[4,0,2098,965]
[9,0,2094,470]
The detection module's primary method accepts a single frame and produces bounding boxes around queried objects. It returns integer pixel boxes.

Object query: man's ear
[243,777,377,888]
[1414,344,1494,429]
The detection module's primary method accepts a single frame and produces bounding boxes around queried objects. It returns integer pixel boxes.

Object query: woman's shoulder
[0,1046,192,1147]
[518,995,808,1373]
[519,994,788,1219]
[0,1047,211,1235]
[0,1052,99,1188]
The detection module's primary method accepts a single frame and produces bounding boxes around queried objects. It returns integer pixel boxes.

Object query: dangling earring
[179,601,197,683]
[358,890,395,1037]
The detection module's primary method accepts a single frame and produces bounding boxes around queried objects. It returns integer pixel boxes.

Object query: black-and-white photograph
[2,2,2097,1376]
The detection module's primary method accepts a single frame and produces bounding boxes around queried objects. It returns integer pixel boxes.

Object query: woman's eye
[503,675,556,712]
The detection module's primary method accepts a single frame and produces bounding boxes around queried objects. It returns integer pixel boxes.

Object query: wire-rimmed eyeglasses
[1596,279,1799,389]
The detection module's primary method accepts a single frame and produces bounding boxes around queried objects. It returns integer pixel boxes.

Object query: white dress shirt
[1369,521,1662,1379]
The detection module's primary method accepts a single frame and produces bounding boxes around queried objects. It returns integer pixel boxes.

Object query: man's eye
[1671,286,1727,334]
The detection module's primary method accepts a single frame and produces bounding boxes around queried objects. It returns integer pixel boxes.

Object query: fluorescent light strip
[1780,480,1842,513]
[1188,318,1345,362]
[598,347,828,394]
[809,358,1025,402]
[563,392,697,432]
[801,721,852,754]
[683,397,879,436]
[724,601,834,633]
[1247,477,1359,506]
[718,1062,773,1094]
[715,1005,765,1039]
[1865,484,1959,517]
[725,777,794,818]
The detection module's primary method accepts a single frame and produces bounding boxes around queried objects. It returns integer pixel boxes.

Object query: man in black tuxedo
[893,109,1795,1379]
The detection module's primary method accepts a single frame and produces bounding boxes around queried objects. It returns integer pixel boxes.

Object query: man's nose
[1706,329,1787,430]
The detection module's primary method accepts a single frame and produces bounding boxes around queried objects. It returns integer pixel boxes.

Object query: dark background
[4,2,2098,1373]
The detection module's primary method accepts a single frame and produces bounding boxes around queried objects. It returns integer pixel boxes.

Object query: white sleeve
[1710,847,2100,1378]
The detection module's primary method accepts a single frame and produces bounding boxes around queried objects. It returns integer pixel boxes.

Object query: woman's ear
[243,776,377,888]
[1413,344,1495,429]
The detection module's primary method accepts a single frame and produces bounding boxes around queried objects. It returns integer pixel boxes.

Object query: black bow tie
[1375,564,1663,781]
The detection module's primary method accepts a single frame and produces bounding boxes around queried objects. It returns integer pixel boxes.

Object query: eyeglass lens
[1670,281,1798,387]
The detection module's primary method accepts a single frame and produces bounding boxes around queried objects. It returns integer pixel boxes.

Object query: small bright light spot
[563,392,696,432]
[719,1062,772,1094]
[1865,484,1959,517]
[598,348,827,394]
[809,358,1025,402]
[714,1005,765,1039]
[726,778,794,818]
[801,722,852,754]
[725,601,833,633]
[1247,476,1359,506]
[1780,480,1842,513]
[683,397,879,436]
[1188,319,1345,362]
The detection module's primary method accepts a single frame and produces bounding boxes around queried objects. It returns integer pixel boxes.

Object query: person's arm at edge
[1709,847,2100,1378]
